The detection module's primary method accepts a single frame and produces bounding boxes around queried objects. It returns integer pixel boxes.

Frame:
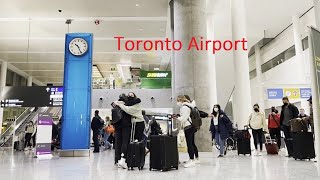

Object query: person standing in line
[280,96,299,157]
[174,95,199,168]
[268,107,281,149]
[248,104,267,156]
[209,104,232,158]
[91,110,104,153]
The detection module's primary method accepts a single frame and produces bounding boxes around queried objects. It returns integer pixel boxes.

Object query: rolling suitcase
[292,132,315,160]
[235,129,251,156]
[265,139,279,155]
[290,118,308,133]
[127,122,145,170]
[149,135,179,171]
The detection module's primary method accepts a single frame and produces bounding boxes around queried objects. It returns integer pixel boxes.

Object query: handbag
[271,114,280,128]
[105,125,115,134]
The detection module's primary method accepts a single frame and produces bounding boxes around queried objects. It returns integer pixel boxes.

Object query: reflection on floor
[0,148,320,180]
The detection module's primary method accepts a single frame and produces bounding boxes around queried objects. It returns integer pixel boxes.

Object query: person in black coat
[280,97,299,140]
[209,104,232,158]
[91,110,104,153]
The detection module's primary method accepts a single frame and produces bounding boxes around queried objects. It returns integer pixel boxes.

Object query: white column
[231,0,252,129]
[292,15,306,79]
[254,45,265,112]
[174,0,211,151]
[27,76,33,86]
[0,61,8,134]
[207,12,218,108]
[314,0,320,28]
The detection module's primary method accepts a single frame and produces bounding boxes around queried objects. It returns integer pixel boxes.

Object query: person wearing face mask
[298,108,308,118]
[268,107,281,149]
[248,104,267,156]
[209,104,232,157]
[174,95,199,168]
[280,96,299,157]
[114,92,145,142]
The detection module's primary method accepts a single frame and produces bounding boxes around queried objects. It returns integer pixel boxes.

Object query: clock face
[69,38,88,56]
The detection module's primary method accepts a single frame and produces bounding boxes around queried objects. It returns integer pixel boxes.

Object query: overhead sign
[1,86,63,107]
[140,71,171,89]
[267,89,283,99]
[147,72,169,78]
[300,88,312,99]
[283,88,300,99]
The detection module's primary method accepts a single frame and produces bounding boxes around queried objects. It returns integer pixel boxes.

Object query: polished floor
[0,148,320,180]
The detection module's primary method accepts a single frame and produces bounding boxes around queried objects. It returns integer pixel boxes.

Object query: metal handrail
[0,107,31,138]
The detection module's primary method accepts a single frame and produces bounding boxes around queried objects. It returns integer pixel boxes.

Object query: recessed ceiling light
[160,28,165,32]
[154,68,160,71]
[139,28,143,31]
[136,4,140,7]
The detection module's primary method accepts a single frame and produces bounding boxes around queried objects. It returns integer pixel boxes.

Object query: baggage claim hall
[1,0,320,179]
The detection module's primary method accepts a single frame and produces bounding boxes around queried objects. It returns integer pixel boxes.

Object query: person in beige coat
[248,104,267,156]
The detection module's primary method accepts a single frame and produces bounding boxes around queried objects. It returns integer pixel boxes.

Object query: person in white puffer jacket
[174,95,199,168]
[248,103,267,156]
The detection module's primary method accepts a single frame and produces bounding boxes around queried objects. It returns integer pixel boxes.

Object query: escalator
[0,107,49,147]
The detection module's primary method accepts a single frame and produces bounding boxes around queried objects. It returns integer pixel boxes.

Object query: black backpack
[111,107,123,125]
[184,105,202,130]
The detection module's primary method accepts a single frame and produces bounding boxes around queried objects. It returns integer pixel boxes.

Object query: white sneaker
[254,150,259,156]
[258,151,263,156]
[184,160,196,168]
[194,158,200,164]
[118,158,127,169]
[24,148,29,151]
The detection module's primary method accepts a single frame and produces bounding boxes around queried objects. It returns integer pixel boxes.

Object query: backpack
[111,107,122,125]
[184,105,202,130]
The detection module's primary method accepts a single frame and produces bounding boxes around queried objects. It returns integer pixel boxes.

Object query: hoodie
[118,99,145,123]
[177,102,195,129]
[248,111,267,131]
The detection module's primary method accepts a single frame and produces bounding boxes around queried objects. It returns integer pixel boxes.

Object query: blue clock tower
[60,33,93,156]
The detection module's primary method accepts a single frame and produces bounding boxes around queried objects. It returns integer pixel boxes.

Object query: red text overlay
[114,36,247,54]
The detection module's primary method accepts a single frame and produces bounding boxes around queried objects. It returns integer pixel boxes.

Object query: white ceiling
[0,0,315,86]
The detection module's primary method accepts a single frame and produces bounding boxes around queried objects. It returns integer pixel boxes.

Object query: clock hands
[75,44,82,54]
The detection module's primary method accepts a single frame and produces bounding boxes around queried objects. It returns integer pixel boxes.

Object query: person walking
[248,104,267,156]
[268,107,281,149]
[209,104,232,158]
[91,110,104,153]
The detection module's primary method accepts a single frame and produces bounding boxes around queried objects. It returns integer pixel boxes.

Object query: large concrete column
[231,0,252,129]
[292,15,306,78]
[27,76,33,86]
[174,0,211,151]
[0,61,8,134]
[314,0,320,28]
[207,12,218,108]
[254,45,265,112]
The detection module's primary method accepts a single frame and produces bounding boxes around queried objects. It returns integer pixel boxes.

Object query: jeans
[252,128,263,151]
[282,125,292,139]
[92,130,100,152]
[103,131,112,149]
[269,128,281,148]
[114,126,131,163]
[215,126,225,155]
[184,127,199,160]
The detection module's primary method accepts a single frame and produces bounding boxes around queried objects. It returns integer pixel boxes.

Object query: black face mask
[254,108,259,112]
[271,109,275,112]
[283,102,288,106]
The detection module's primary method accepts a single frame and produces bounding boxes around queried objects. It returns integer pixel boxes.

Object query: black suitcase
[237,138,251,155]
[285,138,294,157]
[126,122,145,170]
[149,135,179,171]
[292,132,315,160]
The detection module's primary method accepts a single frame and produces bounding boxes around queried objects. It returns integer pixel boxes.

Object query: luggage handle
[130,122,136,143]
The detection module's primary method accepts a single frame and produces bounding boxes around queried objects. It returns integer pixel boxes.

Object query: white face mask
[214,108,219,112]
[177,102,183,107]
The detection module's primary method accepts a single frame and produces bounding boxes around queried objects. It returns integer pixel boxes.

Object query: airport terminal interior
[1,0,320,179]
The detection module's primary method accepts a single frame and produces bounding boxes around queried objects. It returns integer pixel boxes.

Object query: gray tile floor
[0,149,320,180]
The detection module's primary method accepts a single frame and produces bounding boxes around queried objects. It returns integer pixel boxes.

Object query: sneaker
[24,148,29,151]
[258,151,263,156]
[254,150,259,156]
[194,158,200,164]
[118,158,127,169]
[184,160,196,168]
[217,155,224,158]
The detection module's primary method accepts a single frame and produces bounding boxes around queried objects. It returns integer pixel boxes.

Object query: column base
[59,149,90,157]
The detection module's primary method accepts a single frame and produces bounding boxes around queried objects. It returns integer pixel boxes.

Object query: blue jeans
[103,131,112,149]
[215,126,225,155]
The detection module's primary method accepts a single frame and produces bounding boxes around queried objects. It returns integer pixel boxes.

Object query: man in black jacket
[280,96,299,140]
[91,110,104,153]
